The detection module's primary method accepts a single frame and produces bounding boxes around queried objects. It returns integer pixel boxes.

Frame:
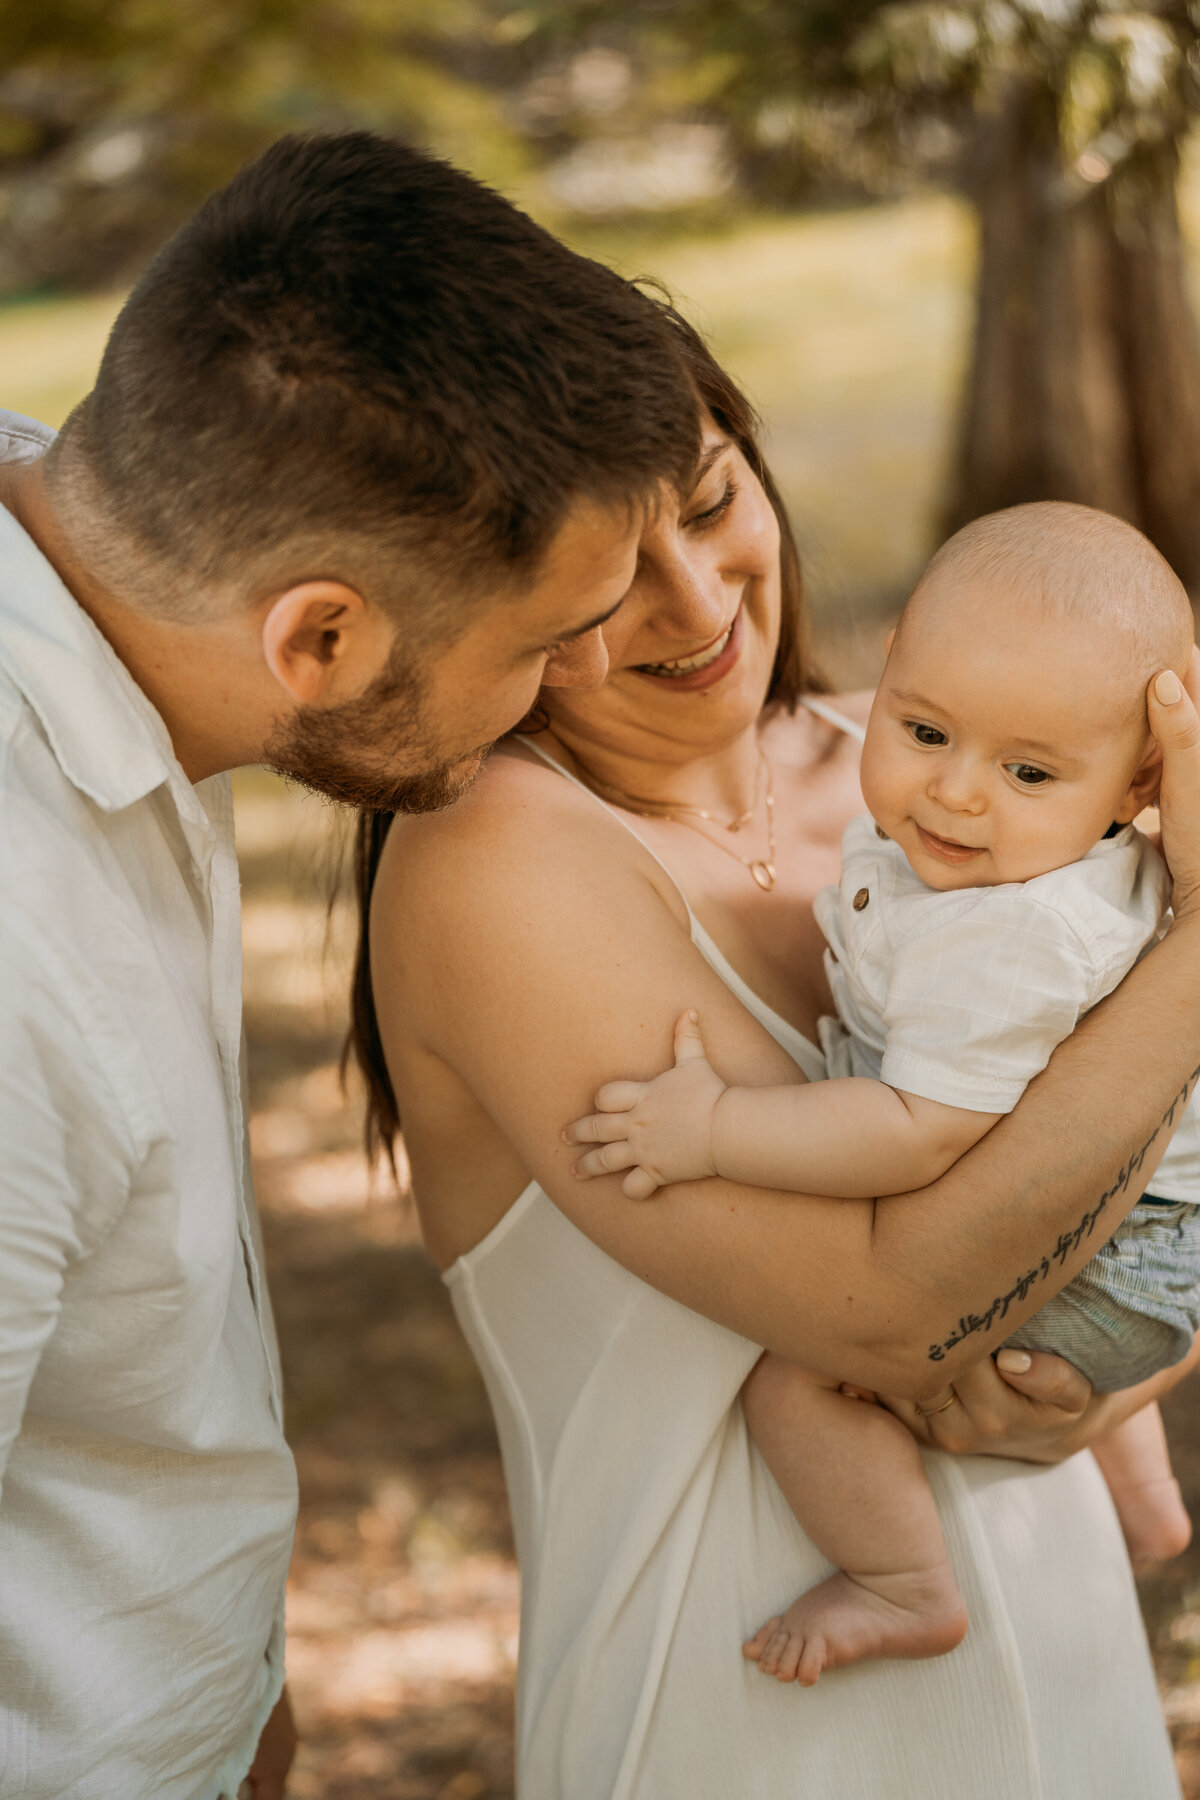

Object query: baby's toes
[757,1623,792,1677]
[796,1636,826,1688]
[741,1617,780,1664]
[773,1630,805,1685]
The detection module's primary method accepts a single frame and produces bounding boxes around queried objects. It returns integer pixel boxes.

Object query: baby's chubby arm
[565,1011,1001,1200]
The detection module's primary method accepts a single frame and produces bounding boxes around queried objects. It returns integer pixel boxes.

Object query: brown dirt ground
[237,775,1200,1799]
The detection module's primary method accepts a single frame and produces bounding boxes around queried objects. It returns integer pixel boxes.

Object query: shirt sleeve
[877,895,1106,1113]
[0,951,137,1490]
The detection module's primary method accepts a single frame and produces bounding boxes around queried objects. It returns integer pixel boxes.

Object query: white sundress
[443,705,1179,1800]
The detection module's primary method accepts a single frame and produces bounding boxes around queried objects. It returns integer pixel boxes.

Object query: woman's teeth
[639,620,734,677]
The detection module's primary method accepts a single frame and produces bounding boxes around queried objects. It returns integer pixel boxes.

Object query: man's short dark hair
[50,131,700,625]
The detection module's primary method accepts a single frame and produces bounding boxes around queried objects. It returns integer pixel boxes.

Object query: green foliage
[0,0,531,290]
[517,2,1200,201]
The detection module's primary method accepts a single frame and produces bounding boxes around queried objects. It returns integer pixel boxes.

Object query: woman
[352,308,1200,1798]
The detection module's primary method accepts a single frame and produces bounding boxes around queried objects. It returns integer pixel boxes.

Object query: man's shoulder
[0,410,55,465]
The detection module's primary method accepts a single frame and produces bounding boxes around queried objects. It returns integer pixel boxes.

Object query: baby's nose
[929,761,986,813]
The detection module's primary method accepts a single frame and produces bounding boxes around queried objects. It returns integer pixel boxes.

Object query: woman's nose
[642,551,731,646]
[541,626,611,690]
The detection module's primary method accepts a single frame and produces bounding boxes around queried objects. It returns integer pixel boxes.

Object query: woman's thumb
[673,1009,707,1063]
[1149,651,1200,915]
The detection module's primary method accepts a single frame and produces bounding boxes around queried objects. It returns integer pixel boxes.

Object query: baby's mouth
[914,823,985,863]
[636,617,736,677]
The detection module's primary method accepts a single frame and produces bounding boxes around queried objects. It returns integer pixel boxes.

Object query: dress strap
[801,694,866,744]
[511,731,827,1080]
[513,733,699,926]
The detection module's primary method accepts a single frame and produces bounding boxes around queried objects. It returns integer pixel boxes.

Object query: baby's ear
[1115,737,1165,822]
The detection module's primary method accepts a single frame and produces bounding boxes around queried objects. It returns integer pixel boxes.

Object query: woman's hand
[1149,652,1200,919]
[885,1332,1200,1463]
[881,1349,1093,1462]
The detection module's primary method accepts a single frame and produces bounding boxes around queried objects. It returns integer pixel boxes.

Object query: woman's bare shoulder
[372,740,687,940]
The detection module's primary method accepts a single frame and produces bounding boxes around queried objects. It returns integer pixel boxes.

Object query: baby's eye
[1006,762,1051,787]
[906,721,947,747]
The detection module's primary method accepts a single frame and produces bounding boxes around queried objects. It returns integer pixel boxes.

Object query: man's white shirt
[0,413,297,1798]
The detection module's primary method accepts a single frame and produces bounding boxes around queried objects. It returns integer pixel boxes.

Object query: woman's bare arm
[374,673,1200,1405]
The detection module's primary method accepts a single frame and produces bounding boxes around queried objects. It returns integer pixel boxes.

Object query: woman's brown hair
[346,295,825,1168]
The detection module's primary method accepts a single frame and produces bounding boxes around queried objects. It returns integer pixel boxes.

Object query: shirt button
[853,887,870,911]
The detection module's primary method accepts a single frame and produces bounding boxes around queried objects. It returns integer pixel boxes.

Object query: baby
[566,501,1200,1687]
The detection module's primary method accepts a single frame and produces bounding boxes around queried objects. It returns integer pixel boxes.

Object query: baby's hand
[563,1011,728,1199]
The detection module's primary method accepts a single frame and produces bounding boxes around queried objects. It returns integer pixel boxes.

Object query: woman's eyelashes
[688,477,738,530]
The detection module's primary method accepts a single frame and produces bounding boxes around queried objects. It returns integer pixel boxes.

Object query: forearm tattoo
[928,1063,1200,1363]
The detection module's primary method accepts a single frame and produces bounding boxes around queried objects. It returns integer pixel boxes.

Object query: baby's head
[861,502,1194,891]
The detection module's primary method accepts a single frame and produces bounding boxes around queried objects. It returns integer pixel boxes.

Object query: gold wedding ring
[914,1391,958,1417]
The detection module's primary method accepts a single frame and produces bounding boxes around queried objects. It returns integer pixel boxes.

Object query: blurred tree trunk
[945,79,1200,591]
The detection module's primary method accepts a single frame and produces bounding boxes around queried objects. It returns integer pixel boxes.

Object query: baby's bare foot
[742,1565,968,1688]
[1110,1477,1192,1573]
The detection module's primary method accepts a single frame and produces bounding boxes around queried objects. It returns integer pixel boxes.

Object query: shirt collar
[0,490,178,815]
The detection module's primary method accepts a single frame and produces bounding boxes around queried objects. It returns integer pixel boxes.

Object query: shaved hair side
[905,502,1195,697]
[43,131,701,634]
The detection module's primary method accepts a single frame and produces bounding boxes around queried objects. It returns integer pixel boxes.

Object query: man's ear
[260,581,392,706]
[1114,736,1165,823]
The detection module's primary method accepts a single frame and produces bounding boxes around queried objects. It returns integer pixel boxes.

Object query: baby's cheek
[859,744,906,830]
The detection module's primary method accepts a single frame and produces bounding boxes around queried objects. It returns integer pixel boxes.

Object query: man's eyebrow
[544,441,733,648]
[559,594,627,642]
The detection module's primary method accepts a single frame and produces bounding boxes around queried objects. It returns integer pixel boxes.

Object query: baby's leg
[740,1354,968,1686]
[1092,1401,1191,1572]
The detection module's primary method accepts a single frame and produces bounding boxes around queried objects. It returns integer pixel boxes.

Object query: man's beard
[263,652,491,815]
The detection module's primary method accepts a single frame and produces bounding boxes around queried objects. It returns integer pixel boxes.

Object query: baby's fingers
[594,1079,648,1113]
[673,1009,708,1063]
[563,1110,634,1146]
[571,1140,638,1180]
[623,1166,660,1201]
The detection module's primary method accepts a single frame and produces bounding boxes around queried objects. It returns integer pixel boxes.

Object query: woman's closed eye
[1005,762,1052,787]
[688,478,738,531]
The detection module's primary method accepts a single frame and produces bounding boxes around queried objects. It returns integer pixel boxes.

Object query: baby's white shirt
[814,814,1200,1202]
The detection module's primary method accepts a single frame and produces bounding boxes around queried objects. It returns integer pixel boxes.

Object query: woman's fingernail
[996,1349,1032,1374]
[1155,669,1183,705]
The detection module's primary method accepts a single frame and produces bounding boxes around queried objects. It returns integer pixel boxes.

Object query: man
[0,132,699,1798]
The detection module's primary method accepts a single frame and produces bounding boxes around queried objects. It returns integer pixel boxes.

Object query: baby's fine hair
[908,502,1193,706]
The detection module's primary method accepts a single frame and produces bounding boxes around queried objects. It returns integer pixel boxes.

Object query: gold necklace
[571,748,778,892]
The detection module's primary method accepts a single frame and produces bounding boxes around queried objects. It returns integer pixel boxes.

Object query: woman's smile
[632,605,744,692]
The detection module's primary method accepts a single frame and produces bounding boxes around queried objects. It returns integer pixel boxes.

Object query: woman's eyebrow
[691,439,733,485]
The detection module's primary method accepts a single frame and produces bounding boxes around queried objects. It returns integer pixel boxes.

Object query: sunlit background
[7,5,1200,1795]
